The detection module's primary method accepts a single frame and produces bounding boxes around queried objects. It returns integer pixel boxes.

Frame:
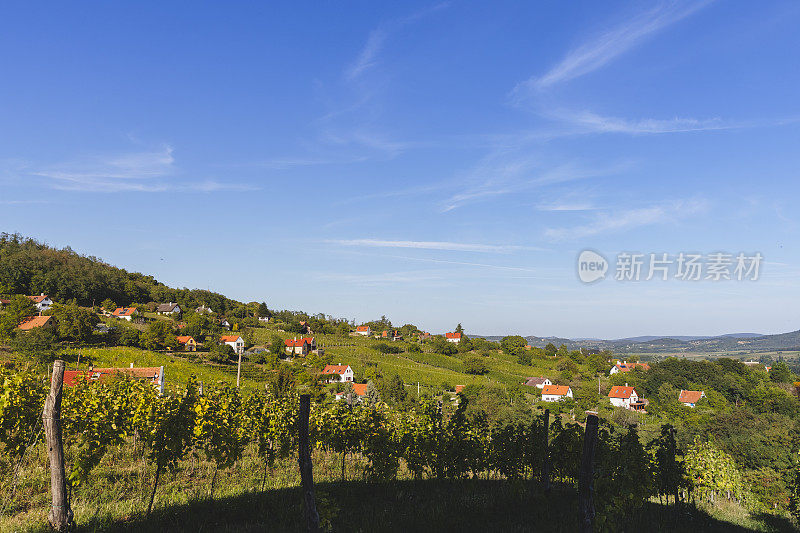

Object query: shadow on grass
[64,480,793,533]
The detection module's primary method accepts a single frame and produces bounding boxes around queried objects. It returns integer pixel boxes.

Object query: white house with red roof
[322,364,354,383]
[678,390,705,407]
[111,307,137,321]
[608,384,646,410]
[27,293,53,313]
[541,384,573,402]
[609,360,651,375]
[355,325,371,336]
[285,337,316,356]
[220,334,245,355]
[445,332,462,343]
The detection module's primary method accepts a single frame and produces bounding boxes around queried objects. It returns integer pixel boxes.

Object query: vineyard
[1,363,784,532]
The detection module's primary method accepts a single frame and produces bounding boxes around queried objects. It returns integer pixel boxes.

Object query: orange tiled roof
[220,335,242,343]
[542,384,570,396]
[18,315,52,330]
[609,386,637,399]
[111,307,137,317]
[352,383,367,396]
[27,294,49,303]
[322,364,350,375]
[446,332,462,339]
[356,325,370,332]
[679,390,704,404]
[176,336,194,344]
[285,337,314,347]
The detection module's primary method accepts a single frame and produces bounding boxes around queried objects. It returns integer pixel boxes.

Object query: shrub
[464,356,489,375]
[375,342,402,354]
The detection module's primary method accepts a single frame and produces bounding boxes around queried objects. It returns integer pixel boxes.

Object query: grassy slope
[4,441,793,533]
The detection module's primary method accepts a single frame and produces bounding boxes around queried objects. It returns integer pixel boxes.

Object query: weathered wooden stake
[42,360,73,532]
[298,394,320,532]
[236,350,242,388]
[541,409,551,493]
[579,414,599,533]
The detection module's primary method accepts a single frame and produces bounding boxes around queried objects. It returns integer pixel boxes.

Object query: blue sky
[1,1,799,338]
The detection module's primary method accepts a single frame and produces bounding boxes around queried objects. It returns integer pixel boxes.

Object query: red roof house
[678,390,705,407]
[111,307,137,320]
[17,315,54,331]
[445,332,462,343]
[321,364,354,382]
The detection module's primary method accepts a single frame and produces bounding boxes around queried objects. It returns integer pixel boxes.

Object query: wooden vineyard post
[236,350,242,388]
[579,414,599,533]
[42,360,73,532]
[298,394,320,532]
[541,409,551,493]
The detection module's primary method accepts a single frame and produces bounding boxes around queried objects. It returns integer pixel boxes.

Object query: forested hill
[0,233,246,315]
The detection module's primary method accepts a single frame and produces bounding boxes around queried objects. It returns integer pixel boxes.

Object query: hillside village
[1,234,799,520]
[1,286,742,415]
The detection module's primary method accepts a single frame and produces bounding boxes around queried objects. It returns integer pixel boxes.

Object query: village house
[156,302,181,316]
[445,332,462,343]
[176,335,197,352]
[541,384,573,402]
[18,315,54,331]
[27,293,53,313]
[219,318,231,330]
[64,364,165,394]
[284,337,316,356]
[608,384,647,411]
[609,360,651,375]
[523,376,552,389]
[455,385,465,394]
[322,364,354,383]
[334,383,367,402]
[355,325,371,336]
[111,307,137,321]
[220,334,245,355]
[419,332,431,341]
[195,305,213,314]
[381,330,403,341]
[678,390,705,407]
[299,321,313,334]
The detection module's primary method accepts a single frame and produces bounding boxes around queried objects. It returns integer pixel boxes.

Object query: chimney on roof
[130,363,134,368]
[625,382,628,387]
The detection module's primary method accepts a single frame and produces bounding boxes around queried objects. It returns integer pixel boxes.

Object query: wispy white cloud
[22,145,255,193]
[516,1,713,92]
[441,156,627,212]
[544,198,708,240]
[0,199,52,205]
[344,2,450,82]
[315,269,446,286]
[544,108,733,134]
[330,238,541,253]
[345,29,389,81]
[384,254,542,272]
[536,201,598,212]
